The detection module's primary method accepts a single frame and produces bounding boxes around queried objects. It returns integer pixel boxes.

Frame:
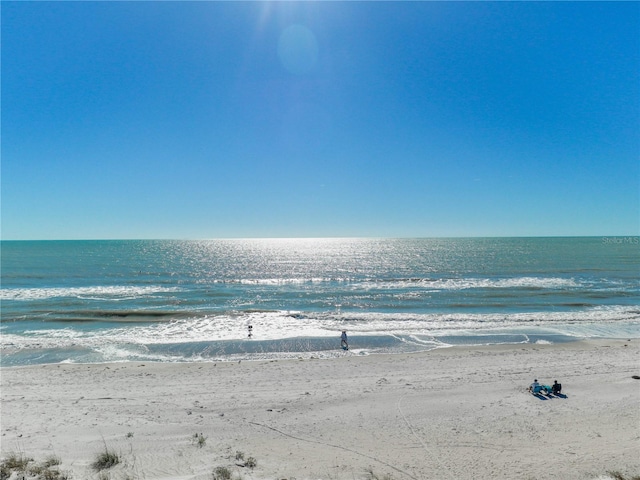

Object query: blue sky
[2,1,638,240]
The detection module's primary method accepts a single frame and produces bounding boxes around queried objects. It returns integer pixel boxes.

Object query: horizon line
[2,235,639,242]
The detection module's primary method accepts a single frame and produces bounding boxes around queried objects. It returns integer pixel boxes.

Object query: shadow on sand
[532,392,568,400]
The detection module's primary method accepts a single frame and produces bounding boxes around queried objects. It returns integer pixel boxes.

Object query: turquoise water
[1,237,638,365]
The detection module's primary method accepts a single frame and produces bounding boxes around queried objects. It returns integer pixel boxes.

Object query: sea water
[1,237,638,366]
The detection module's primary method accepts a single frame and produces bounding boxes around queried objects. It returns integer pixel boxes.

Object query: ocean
[1,237,638,366]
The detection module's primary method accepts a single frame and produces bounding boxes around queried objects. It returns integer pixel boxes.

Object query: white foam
[361,276,581,291]
[2,306,638,354]
[0,285,182,301]
[236,277,345,285]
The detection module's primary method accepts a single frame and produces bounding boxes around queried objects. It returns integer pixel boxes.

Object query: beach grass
[192,432,207,448]
[1,452,32,473]
[363,467,394,480]
[606,472,640,480]
[0,452,69,480]
[2,449,638,480]
[212,466,232,480]
[91,447,120,471]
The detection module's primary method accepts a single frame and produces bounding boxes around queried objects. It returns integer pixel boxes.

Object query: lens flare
[278,24,318,75]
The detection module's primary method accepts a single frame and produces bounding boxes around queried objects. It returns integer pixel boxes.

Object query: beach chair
[530,385,544,395]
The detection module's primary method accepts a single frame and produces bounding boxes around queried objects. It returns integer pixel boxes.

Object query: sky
[2,1,639,240]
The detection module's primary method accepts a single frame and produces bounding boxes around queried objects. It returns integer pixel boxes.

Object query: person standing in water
[341,330,348,350]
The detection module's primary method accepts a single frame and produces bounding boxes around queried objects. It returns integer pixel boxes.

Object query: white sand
[1,339,639,480]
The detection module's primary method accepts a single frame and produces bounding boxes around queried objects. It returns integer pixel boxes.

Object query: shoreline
[4,326,639,367]
[2,339,639,479]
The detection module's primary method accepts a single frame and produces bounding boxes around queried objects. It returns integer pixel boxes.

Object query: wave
[361,276,582,291]
[0,285,182,301]
[2,276,633,303]
[210,276,589,289]
[2,305,638,365]
[235,277,347,285]
[3,305,637,349]
[33,309,184,323]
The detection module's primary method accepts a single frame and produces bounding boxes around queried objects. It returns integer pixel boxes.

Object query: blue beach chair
[528,379,551,395]
[530,384,544,394]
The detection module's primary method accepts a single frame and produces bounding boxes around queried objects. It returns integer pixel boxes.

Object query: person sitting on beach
[341,330,348,350]
[528,379,541,393]
[551,380,562,394]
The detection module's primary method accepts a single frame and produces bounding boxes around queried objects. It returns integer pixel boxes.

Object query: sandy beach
[1,339,638,480]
